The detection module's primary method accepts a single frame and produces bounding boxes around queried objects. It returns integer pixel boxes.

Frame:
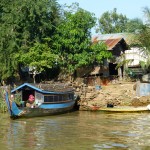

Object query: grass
[0,86,10,113]
[0,98,7,113]
[0,85,22,113]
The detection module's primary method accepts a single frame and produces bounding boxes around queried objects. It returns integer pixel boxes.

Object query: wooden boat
[5,83,76,119]
[96,106,150,113]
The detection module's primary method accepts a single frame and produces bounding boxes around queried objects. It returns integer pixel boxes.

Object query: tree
[143,7,150,24]
[90,42,112,64]
[53,3,112,80]
[126,18,143,33]
[97,8,128,34]
[97,8,143,34]
[0,1,113,83]
[53,3,96,78]
[0,0,61,83]
[137,7,150,70]
[16,42,58,83]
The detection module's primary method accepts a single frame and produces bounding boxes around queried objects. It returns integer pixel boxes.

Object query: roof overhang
[11,83,73,94]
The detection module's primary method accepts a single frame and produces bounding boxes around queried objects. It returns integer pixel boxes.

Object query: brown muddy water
[0,111,150,150]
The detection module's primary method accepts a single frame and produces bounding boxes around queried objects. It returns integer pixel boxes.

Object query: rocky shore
[73,81,150,110]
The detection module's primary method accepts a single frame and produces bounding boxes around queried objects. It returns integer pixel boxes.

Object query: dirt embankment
[74,81,150,110]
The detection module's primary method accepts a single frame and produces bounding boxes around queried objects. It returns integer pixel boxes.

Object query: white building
[125,47,147,67]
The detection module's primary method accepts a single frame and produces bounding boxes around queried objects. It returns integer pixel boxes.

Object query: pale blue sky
[58,0,150,34]
[59,0,150,20]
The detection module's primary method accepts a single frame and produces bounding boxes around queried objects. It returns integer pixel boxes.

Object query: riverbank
[1,81,150,113]
[75,81,150,111]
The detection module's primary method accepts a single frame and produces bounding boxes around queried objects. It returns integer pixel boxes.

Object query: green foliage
[0,1,112,82]
[54,4,96,73]
[115,53,134,69]
[0,88,7,113]
[53,3,111,75]
[126,18,144,33]
[138,26,150,52]
[143,7,150,24]
[97,8,143,34]
[139,61,148,69]
[137,7,150,69]
[91,42,112,63]
[97,8,128,34]
[17,42,58,73]
[0,0,61,82]
[0,99,7,113]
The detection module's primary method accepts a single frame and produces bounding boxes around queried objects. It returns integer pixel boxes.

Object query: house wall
[125,47,147,67]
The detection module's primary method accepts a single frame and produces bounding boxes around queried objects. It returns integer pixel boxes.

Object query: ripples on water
[0,111,150,150]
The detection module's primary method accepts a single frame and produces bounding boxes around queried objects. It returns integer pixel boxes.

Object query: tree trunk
[33,74,36,84]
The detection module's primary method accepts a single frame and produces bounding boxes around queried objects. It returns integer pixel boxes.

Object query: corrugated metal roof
[104,38,123,50]
[92,33,135,45]
[92,33,133,50]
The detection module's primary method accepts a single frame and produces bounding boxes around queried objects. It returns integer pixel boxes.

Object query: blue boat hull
[5,91,76,119]
[4,82,77,119]
[17,101,76,118]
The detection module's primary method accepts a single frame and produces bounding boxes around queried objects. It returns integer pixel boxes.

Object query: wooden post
[118,67,122,81]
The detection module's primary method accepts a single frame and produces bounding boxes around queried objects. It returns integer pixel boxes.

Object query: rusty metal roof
[92,33,133,50]
[92,33,135,45]
[104,38,123,50]
[93,37,127,50]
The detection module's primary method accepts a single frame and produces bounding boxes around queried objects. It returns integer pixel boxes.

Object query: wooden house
[92,33,148,82]
[92,34,129,82]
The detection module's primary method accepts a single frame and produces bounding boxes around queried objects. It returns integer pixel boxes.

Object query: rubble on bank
[73,81,150,111]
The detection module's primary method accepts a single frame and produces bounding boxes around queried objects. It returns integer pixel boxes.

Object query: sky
[58,0,150,19]
[58,0,150,34]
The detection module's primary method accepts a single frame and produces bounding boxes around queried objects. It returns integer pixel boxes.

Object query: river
[0,111,150,150]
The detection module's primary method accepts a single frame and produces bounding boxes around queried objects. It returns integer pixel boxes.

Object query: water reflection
[1,112,150,150]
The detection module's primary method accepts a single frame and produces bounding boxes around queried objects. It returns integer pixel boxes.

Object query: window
[44,96,54,102]
[59,95,63,101]
[54,95,58,102]
[69,94,74,100]
[44,94,73,103]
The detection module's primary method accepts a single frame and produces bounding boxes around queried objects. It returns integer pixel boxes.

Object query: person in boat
[26,94,35,108]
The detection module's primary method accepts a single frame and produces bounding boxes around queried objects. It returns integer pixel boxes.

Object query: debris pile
[73,81,150,110]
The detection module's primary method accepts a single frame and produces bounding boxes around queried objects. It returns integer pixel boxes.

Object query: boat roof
[11,83,74,94]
